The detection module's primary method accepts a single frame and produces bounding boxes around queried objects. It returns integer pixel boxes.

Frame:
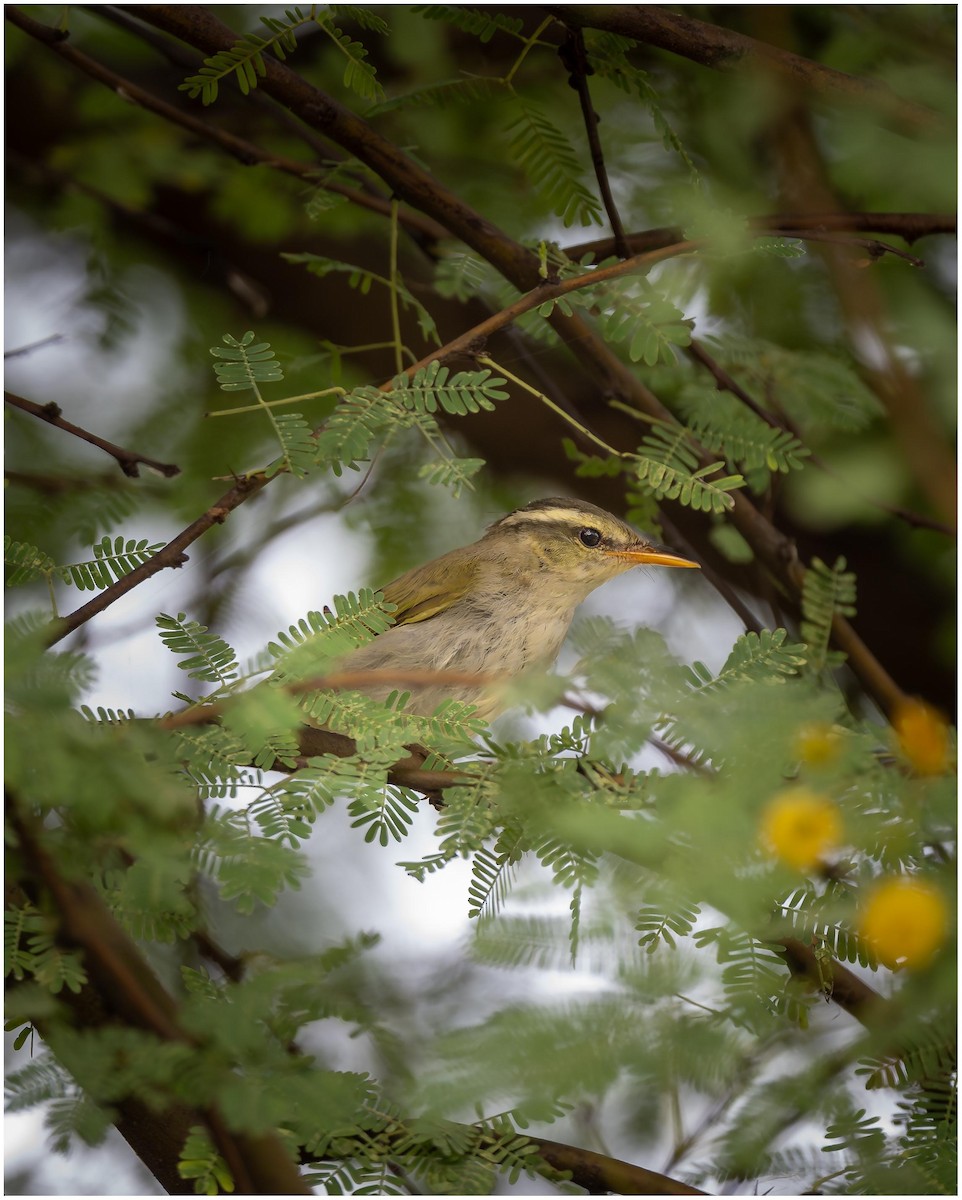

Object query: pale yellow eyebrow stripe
[498,507,602,528]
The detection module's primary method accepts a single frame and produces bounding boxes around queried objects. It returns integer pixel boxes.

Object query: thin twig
[4,333,66,358]
[687,340,955,537]
[191,929,246,983]
[775,227,924,266]
[5,391,181,479]
[564,211,957,261]
[658,511,766,634]
[685,339,782,428]
[559,27,630,258]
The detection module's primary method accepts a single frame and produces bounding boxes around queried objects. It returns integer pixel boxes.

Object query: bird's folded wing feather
[381,551,479,625]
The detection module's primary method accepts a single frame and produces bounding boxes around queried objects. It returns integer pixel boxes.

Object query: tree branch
[777,937,886,1028]
[5,391,181,479]
[531,1137,708,1196]
[564,211,957,261]
[558,27,630,258]
[773,228,924,266]
[557,5,941,132]
[47,472,270,646]
[8,804,311,1195]
[4,5,448,245]
[686,340,955,538]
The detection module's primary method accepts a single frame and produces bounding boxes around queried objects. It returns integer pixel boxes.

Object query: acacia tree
[4,5,956,1196]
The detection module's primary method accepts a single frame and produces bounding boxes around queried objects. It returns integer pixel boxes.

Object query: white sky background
[5,212,870,1198]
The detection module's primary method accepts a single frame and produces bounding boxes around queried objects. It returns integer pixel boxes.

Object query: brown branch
[567,223,928,267]
[5,469,140,495]
[686,341,955,538]
[685,339,782,429]
[774,227,924,266]
[564,211,957,261]
[9,148,272,317]
[47,472,270,646]
[191,928,247,983]
[158,671,482,795]
[557,5,941,132]
[5,391,181,479]
[530,1137,708,1196]
[4,5,447,245]
[9,804,311,1195]
[777,937,886,1028]
[559,27,630,258]
[752,212,956,241]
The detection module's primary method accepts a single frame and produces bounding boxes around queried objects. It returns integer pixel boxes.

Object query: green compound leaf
[156,613,239,685]
[4,537,56,587]
[505,99,603,228]
[179,7,316,105]
[60,537,164,591]
[210,332,284,392]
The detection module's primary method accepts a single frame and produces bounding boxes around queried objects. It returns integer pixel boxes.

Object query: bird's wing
[381,551,479,626]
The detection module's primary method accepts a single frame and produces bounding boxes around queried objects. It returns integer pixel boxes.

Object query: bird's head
[483,497,699,600]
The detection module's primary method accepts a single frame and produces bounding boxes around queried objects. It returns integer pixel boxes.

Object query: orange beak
[613,543,700,569]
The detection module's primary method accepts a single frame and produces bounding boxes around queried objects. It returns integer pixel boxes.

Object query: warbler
[337,497,699,718]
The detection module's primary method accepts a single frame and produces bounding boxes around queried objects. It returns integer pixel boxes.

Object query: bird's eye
[579,527,602,547]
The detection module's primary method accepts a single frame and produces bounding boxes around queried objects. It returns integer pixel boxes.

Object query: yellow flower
[760,788,843,871]
[793,722,843,766]
[893,699,951,776]
[859,878,949,970]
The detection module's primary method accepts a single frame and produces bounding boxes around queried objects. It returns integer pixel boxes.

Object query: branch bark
[531,1137,708,1196]
[777,937,886,1028]
[564,211,957,261]
[557,5,941,132]
[5,391,181,479]
[558,27,630,258]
